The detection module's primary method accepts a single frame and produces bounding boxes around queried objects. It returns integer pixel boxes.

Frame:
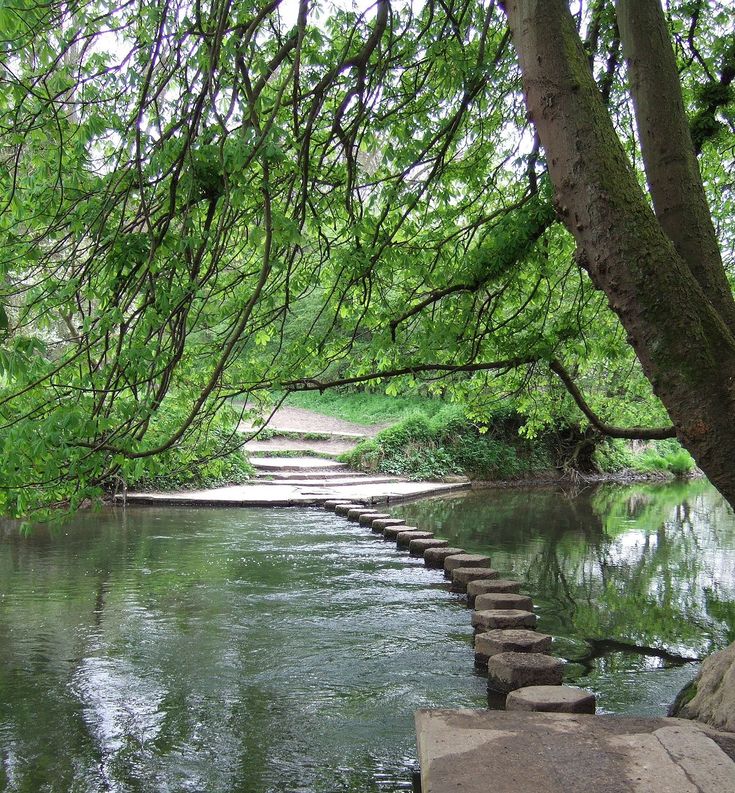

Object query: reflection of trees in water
[400,482,735,654]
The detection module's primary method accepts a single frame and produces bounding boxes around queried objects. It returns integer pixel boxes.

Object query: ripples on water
[0,507,485,792]
[1,481,735,791]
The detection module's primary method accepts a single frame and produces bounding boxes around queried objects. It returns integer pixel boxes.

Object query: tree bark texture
[615,0,735,334]
[501,0,735,506]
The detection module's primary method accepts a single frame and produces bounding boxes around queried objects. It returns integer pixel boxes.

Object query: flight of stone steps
[249,456,402,488]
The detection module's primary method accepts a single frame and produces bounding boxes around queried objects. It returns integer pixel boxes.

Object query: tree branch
[281,357,538,392]
[550,359,676,440]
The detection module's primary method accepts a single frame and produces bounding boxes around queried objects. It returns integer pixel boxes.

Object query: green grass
[343,406,555,481]
[285,389,445,425]
[594,438,696,478]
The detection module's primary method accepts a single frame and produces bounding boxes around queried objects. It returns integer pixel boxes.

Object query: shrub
[344,408,556,481]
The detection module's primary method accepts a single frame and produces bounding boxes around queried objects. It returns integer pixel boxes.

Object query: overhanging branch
[550,359,676,440]
[281,357,538,391]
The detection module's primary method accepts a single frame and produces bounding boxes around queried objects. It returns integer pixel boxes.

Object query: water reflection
[0,507,483,792]
[395,480,735,713]
[1,482,734,790]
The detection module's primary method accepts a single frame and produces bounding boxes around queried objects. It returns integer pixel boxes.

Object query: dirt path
[240,406,388,438]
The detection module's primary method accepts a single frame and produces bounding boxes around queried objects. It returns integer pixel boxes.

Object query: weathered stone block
[359,512,390,525]
[382,523,417,539]
[505,685,595,713]
[423,547,466,568]
[395,530,434,548]
[451,567,499,592]
[323,499,352,510]
[371,518,406,532]
[487,651,564,693]
[474,592,533,612]
[472,609,537,631]
[409,538,448,556]
[335,503,364,516]
[474,629,552,667]
[347,507,377,521]
[671,639,735,732]
[466,579,522,607]
[444,554,491,576]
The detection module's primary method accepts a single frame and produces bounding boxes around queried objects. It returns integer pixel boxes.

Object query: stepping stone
[409,538,448,557]
[383,524,418,539]
[359,512,390,525]
[487,651,564,693]
[451,567,499,592]
[324,499,351,510]
[472,609,537,631]
[475,592,534,612]
[505,685,596,714]
[347,507,378,521]
[335,503,364,516]
[396,530,434,548]
[444,554,491,576]
[424,547,466,568]
[467,579,522,607]
[474,629,552,668]
[374,519,407,535]
[371,518,406,532]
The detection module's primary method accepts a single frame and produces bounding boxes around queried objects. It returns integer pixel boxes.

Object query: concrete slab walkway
[415,710,735,793]
[123,478,469,507]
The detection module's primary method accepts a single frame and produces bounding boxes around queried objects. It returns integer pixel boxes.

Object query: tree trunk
[615,0,735,334]
[501,0,735,506]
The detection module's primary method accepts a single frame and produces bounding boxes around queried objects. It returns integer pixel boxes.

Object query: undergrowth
[594,438,696,477]
[343,406,555,481]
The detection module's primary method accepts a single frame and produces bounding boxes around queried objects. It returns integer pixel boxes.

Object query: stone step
[451,567,499,592]
[409,538,449,557]
[323,499,356,510]
[347,507,385,521]
[244,437,361,455]
[505,685,596,714]
[255,468,363,479]
[487,651,564,693]
[254,475,396,485]
[474,593,534,612]
[358,512,391,525]
[474,629,552,668]
[381,523,415,539]
[395,530,434,548]
[444,554,491,577]
[252,457,350,472]
[472,609,537,631]
[335,502,367,516]
[424,547,466,568]
[466,579,522,607]
[371,518,407,533]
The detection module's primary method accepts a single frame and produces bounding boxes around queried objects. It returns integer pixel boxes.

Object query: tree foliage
[0,0,732,515]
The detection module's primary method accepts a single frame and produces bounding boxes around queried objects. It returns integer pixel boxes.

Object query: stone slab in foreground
[415,710,735,793]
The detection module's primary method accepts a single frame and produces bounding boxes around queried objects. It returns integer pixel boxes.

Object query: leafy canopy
[0,0,732,515]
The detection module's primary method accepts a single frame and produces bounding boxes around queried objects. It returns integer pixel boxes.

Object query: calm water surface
[1,480,734,791]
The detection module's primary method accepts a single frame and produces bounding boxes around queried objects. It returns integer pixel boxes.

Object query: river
[1,480,733,791]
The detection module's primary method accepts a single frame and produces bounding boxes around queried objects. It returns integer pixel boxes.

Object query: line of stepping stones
[324,499,597,715]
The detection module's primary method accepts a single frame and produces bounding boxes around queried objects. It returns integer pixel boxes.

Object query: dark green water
[396,479,735,714]
[1,481,734,792]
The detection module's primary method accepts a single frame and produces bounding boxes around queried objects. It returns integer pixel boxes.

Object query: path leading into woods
[123,405,470,507]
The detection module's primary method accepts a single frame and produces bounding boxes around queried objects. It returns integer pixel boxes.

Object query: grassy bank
[306,391,699,482]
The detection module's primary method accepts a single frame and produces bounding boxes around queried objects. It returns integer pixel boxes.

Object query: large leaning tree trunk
[501,0,735,507]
